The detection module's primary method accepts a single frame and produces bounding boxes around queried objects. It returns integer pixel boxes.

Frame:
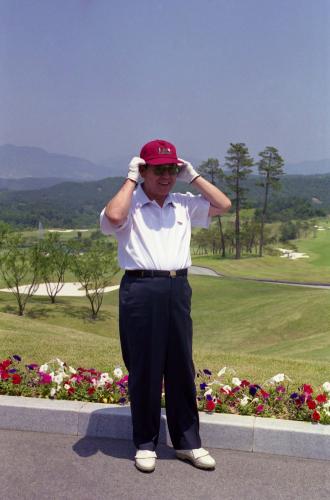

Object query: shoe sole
[176,455,215,470]
[135,462,155,473]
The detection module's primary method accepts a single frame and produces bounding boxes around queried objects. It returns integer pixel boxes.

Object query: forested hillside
[0,174,329,229]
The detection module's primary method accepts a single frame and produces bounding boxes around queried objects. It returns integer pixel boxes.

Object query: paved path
[0,268,329,297]
[190,265,330,289]
[1,429,329,500]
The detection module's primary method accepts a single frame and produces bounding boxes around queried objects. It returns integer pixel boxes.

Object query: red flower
[256,404,264,413]
[241,380,250,387]
[87,387,95,395]
[205,400,216,412]
[312,411,320,421]
[1,371,9,380]
[68,387,75,395]
[12,374,22,384]
[303,384,313,394]
[0,359,11,370]
[260,390,270,399]
[307,400,316,410]
[216,399,222,404]
[316,394,327,404]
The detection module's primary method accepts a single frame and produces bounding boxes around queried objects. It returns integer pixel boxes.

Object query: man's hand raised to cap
[176,158,200,184]
[127,157,146,183]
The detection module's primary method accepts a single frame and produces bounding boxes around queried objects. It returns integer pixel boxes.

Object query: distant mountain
[0,144,113,180]
[284,159,330,175]
[0,177,70,191]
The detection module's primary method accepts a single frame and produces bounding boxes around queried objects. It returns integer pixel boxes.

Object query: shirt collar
[135,183,176,208]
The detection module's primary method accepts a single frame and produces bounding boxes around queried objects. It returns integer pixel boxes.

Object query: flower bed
[1,355,330,425]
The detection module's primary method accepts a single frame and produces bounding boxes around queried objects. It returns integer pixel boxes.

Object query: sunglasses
[146,165,181,176]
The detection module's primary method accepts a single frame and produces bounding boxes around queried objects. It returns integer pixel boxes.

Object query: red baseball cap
[140,139,183,166]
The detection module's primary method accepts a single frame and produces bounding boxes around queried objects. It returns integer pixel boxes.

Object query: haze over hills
[284,159,330,175]
[1,145,330,191]
[0,144,113,181]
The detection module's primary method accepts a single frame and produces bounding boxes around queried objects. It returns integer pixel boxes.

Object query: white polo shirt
[100,184,210,270]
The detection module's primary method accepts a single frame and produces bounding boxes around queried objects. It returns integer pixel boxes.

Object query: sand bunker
[47,229,90,233]
[277,248,309,260]
[0,282,119,297]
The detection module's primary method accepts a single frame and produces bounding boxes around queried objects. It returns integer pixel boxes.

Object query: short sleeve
[185,192,211,228]
[99,207,131,236]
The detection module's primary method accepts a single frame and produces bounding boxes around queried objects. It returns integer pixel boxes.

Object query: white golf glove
[176,158,200,184]
[127,156,146,183]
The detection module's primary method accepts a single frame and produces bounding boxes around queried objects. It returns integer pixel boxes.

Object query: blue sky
[0,0,329,165]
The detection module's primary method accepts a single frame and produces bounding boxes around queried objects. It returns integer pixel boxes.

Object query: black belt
[125,269,188,278]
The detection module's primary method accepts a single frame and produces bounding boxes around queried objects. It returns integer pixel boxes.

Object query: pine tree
[257,146,284,256]
[225,143,254,259]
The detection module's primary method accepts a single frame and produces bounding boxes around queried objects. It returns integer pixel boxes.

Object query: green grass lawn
[0,275,329,388]
[192,221,330,283]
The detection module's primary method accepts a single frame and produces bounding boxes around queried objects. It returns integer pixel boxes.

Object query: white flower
[113,367,123,378]
[252,397,259,403]
[217,367,227,377]
[323,401,330,409]
[322,382,330,393]
[97,373,114,388]
[49,371,55,381]
[240,396,250,407]
[204,388,213,397]
[69,366,77,374]
[64,384,71,390]
[271,373,285,383]
[54,373,64,385]
[232,377,241,386]
[39,364,48,373]
[56,358,65,367]
[50,387,56,397]
[101,373,113,383]
[222,385,231,394]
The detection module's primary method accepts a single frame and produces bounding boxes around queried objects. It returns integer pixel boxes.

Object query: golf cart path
[1,267,330,297]
[189,265,330,289]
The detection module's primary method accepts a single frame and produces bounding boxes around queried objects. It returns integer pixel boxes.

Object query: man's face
[140,164,180,200]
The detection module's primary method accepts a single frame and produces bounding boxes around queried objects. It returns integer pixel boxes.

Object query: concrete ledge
[0,395,329,461]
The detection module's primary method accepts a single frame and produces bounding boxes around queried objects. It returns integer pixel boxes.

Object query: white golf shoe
[135,449,157,472]
[175,447,216,470]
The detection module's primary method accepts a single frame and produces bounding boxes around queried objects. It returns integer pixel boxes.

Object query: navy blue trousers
[119,274,201,451]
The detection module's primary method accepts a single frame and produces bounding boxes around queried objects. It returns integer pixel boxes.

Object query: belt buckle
[169,270,177,278]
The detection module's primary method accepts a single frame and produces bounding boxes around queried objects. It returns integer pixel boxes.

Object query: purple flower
[119,397,126,404]
[299,394,306,404]
[200,383,207,390]
[26,364,39,370]
[206,394,213,401]
[249,385,258,396]
[276,385,286,393]
[290,393,298,399]
[13,355,22,361]
[8,369,17,373]
[203,369,212,376]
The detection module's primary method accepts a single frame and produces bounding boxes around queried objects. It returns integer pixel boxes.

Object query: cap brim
[146,157,184,166]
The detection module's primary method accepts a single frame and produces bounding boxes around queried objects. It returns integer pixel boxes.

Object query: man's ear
[139,165,147,177]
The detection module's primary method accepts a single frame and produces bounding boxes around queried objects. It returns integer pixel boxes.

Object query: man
[100,139,231,473]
